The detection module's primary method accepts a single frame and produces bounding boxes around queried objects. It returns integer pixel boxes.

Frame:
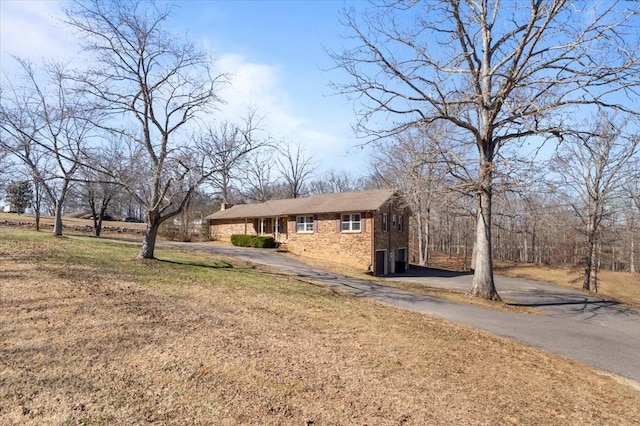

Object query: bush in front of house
[253,236,276,248]
[230,234,253,247]
[230,234,276,248]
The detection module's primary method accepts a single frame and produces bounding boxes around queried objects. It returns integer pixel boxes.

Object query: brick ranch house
[205,189,409,275]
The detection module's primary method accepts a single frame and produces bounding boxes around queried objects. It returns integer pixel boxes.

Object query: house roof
[206,188,399,220]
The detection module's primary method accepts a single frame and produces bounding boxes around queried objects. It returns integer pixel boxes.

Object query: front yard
[1,229,638,424]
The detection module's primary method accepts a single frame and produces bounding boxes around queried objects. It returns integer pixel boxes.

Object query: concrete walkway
[164,242,640,383]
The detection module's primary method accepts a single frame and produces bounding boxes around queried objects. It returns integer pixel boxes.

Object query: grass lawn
[1,228,639,425]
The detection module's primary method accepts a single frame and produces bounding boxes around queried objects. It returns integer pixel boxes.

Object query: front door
[375,250,386,276]
[397,248,407,273]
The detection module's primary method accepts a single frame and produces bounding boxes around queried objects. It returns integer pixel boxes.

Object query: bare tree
[0,58,95,236]
[80,135,140,236]
[277,142,316,199]
[370,126,451,265]
[65,0,227,259]
[332,0,640,299]
[309,169,366,194]
[240,148,281,202]
[625,164,640,274]
[549,114,640,292]
[197,111,269,204]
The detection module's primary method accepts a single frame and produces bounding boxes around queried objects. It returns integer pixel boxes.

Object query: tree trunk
[631,233,636,274]
[34,181,41,232]
[583,214,597,291]
[422,209,430,266]
[53,199,64,236]
[417,215,425,266]
[94,218,103,237]
[469,180,500,300]
[138,219,159,259]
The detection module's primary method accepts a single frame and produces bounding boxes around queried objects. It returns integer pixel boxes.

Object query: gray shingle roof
[206,189,398,220]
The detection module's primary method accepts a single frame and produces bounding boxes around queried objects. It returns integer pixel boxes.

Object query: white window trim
[341,213,361,233]
[296,215,314,233]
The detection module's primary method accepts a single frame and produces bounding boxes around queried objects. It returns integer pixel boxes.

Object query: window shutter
[362,212,366,232]
[336,214,341,232]
[313,215,318,233]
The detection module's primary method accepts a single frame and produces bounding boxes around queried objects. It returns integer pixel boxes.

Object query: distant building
[2,203,18,213]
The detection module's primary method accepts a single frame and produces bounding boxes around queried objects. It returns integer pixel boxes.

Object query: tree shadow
[157,258,236,270]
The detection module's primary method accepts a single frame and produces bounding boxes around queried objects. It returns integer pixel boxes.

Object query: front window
[296,215,314,233]
[341,213,361,232]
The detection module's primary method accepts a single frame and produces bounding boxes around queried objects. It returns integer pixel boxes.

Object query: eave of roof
[205,188,399,221]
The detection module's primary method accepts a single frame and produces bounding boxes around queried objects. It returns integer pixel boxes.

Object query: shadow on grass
[157,258,237,270]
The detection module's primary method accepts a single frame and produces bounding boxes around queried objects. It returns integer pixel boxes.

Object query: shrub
[230,234,254,247]
[254,236,276,248]
[230,234,276,248]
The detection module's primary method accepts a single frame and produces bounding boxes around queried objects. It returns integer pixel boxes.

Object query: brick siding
[211,219,257,241]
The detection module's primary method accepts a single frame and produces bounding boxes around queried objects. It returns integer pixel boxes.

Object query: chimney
[220,202,227,211]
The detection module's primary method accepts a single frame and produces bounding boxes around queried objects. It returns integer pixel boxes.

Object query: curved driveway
[164,242,640,383]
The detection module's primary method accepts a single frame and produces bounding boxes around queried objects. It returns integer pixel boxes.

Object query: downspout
[388,201,392,275]
[370,210,374,272]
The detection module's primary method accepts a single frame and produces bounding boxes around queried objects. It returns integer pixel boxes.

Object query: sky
[0,0,372,177]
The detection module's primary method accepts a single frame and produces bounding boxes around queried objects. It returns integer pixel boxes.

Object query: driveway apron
[164,242,640,383]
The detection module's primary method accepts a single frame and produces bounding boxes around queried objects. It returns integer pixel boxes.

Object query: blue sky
[0,0,371,176]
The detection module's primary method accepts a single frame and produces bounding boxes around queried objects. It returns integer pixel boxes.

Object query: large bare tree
[332,0,640,299]
[65,0,227,258]
[549,114,640,292]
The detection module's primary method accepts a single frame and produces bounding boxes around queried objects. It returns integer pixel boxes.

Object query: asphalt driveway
[164,242,640,383]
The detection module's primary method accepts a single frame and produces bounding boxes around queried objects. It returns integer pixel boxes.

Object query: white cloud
[0,0,78,67]
[0,1,364,177]
[214,54,363,175]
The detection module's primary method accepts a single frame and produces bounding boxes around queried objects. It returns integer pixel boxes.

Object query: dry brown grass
[427,251,640,308]
[1,229,639,425]
[493,261,640,308]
